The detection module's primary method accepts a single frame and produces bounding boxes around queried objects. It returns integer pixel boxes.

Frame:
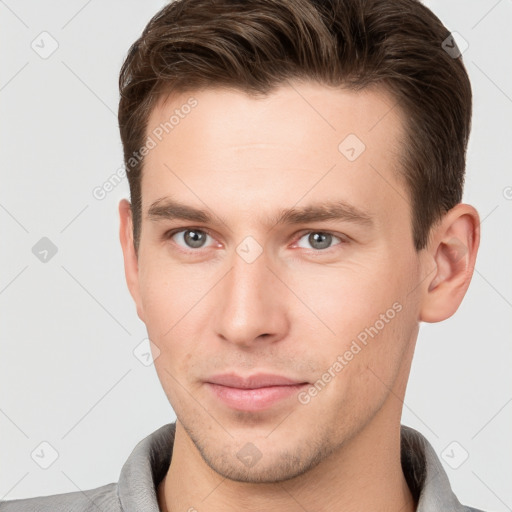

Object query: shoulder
[0,482,121,512]
[463,507,488,512]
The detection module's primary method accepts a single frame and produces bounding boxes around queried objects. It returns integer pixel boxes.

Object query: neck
[157,414,416,512]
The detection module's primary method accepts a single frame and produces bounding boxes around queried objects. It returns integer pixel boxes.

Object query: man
[1,0,485,510]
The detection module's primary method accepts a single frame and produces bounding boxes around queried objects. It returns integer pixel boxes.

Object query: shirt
[0,423,486,512]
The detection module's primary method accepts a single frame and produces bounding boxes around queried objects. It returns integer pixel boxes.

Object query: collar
[116,422,467,512]
[400,424,467,511]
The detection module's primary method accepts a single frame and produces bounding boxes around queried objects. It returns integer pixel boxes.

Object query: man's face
[123,82,427,482]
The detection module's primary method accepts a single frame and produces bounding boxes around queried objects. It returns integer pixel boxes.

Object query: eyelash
[163,227,348,254]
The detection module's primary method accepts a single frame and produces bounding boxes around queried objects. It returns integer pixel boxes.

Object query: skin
[118,81,480,512]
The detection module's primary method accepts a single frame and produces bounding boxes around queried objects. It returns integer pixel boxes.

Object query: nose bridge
[213,240,287,345]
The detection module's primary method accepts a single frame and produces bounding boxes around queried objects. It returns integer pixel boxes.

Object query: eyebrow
[147,197,374,228]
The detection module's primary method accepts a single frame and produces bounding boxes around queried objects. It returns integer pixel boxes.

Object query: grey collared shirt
[0,423,485,511]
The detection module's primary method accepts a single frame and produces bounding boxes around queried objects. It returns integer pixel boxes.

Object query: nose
[213,243,290,348]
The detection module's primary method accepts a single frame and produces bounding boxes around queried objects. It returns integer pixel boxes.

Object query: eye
[166,228,217,250]
[295,231,345,251]
[164,228,347,253]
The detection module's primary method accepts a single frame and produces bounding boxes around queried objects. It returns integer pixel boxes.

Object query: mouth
[204,373,309,411]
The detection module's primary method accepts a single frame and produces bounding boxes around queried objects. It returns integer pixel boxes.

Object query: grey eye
[296,232,342,250]
[174,229,211,249]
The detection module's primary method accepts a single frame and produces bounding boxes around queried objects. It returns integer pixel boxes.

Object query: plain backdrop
[1,0,511,510]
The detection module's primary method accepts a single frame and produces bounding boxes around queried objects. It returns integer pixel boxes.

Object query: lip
[206,372,307,388]
[205,373,309,411]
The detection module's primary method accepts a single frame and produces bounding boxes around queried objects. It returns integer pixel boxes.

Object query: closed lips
[206,373,308,389]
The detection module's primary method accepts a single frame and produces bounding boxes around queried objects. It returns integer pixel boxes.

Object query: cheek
[138,256,205,337]
[143,266,199,407]
[306,301,412,430]
[286,255,402,338]
[287,256,412,383]
[138,258,210,373]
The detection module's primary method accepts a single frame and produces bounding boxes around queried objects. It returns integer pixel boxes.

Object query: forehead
[141,82,408,231]
[148,82,404,153]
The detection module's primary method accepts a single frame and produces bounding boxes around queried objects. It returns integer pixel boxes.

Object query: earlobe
[118,199,146,323]
[419,204,480,323]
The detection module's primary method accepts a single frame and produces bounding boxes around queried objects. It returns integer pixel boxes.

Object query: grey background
[1,0,511,509]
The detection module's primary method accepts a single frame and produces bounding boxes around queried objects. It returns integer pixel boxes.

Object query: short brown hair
[118,0,472,255]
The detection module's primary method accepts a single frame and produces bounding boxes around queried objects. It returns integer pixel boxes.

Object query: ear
[419,203,480,323]
[118,198,146,324]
